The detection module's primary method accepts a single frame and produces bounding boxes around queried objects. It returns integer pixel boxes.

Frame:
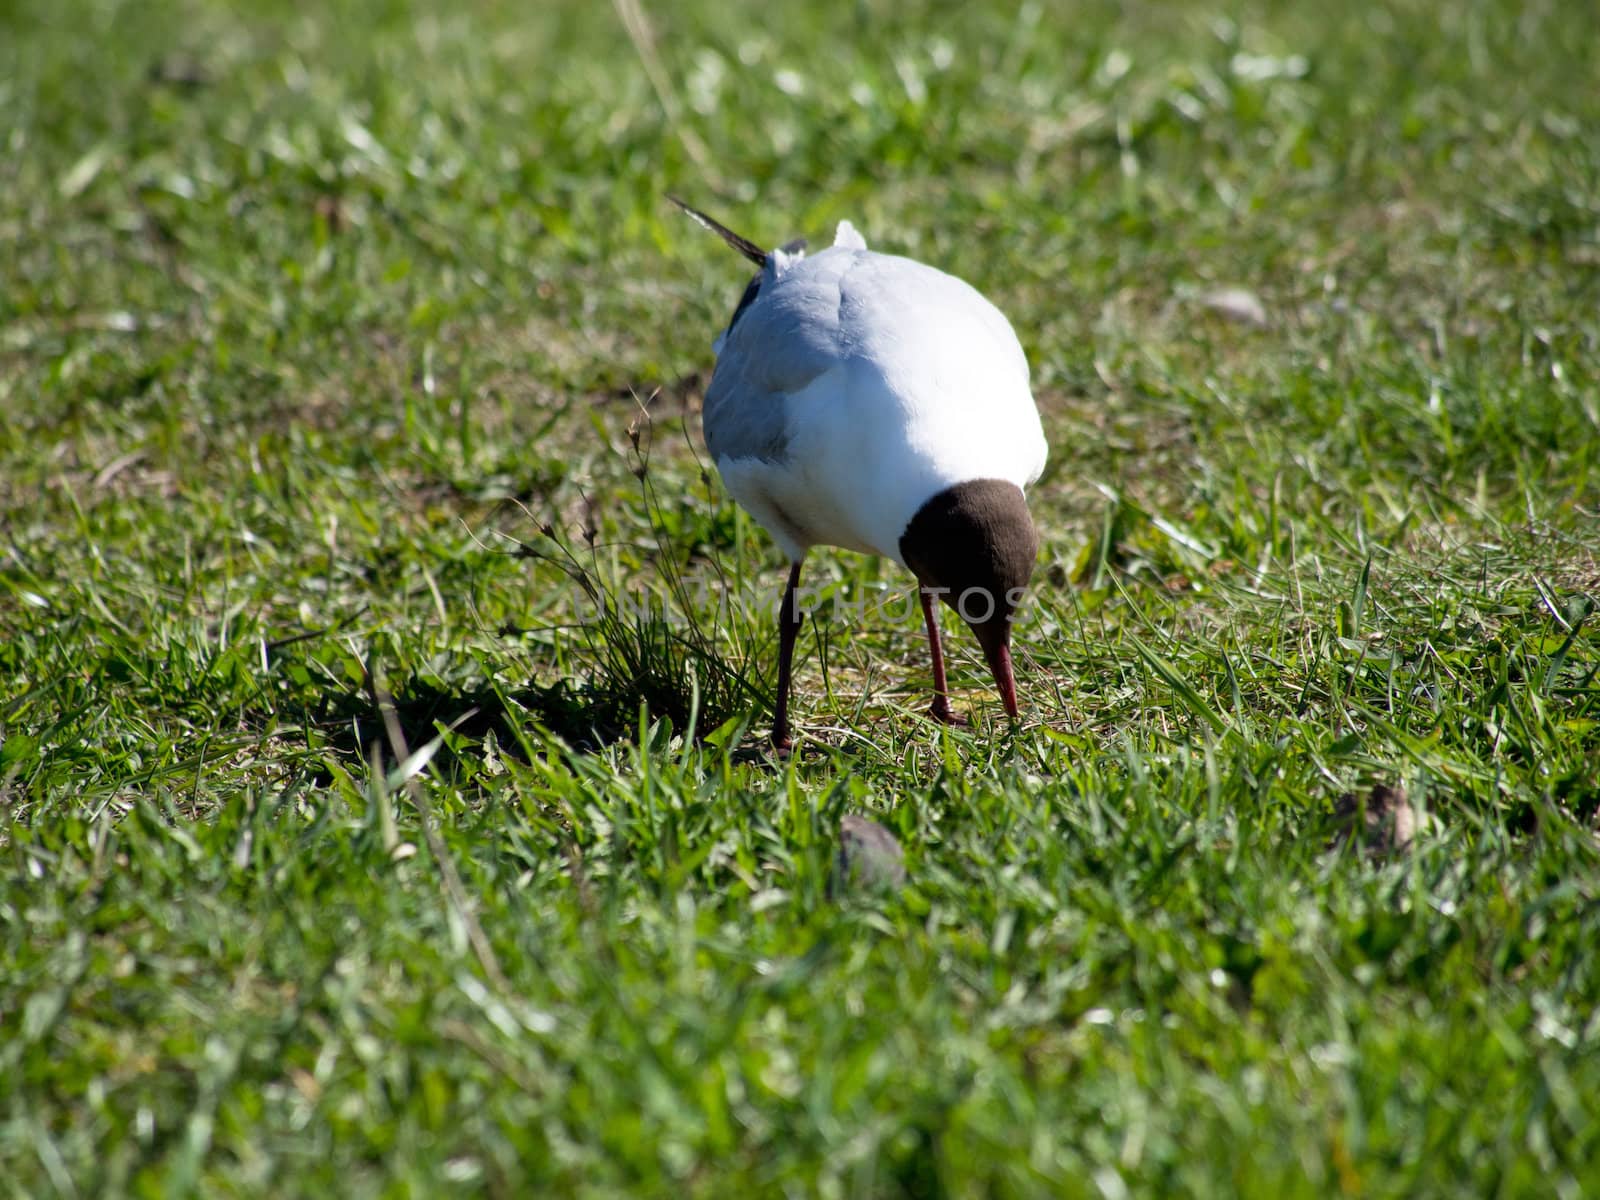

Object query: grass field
[4,0,1600,1194]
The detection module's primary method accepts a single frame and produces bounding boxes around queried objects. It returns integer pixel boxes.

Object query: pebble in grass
[1329,783,1427,856]
[835,814,907,894]
[1199,286,1269,328]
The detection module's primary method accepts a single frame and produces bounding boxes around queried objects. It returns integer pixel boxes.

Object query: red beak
[982,640,1020,720]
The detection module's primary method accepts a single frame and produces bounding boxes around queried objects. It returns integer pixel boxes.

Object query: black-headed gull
[674,199,1047,750]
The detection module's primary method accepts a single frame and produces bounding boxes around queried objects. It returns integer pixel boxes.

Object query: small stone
[835,814,906,893]
[1200,287,1269,328]
[1330,783,1424,856]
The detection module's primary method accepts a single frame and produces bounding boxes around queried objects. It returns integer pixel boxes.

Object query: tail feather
[667,195,771,266]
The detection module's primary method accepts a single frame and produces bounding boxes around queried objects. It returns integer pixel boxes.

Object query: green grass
[4,0,1600,1194]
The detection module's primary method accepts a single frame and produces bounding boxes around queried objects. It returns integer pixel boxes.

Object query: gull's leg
[921,588,969,727]
[772,560,805,751]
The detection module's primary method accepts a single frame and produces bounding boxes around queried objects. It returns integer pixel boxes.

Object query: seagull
[673,198,1048,750]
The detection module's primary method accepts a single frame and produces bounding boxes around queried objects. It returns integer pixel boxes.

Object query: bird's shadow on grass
[284,668,775,777]
[267,594,771,775]
[285,677,638,773]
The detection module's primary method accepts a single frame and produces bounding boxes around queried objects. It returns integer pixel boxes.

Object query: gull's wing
[702,253,854,464]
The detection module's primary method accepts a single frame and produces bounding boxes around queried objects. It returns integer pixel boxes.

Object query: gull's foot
[928,701,970,727]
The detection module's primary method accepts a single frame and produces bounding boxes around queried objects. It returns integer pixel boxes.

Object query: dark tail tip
[666,195,768,266]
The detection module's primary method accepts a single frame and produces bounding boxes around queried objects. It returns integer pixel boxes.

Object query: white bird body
[704,222,1047,563]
